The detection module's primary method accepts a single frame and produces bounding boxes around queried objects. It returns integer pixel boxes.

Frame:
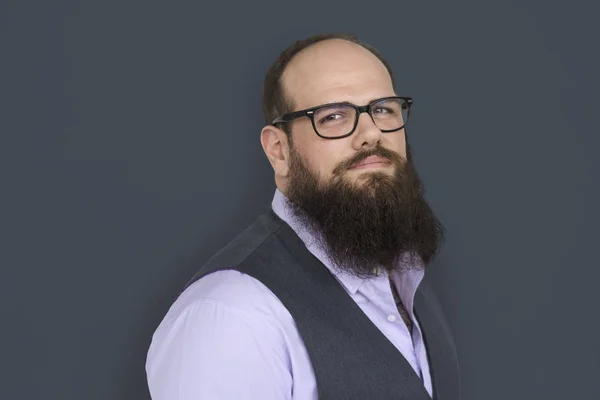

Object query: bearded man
[146,33,460,400]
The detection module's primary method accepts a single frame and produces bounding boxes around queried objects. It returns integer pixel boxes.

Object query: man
[146,33,460,399]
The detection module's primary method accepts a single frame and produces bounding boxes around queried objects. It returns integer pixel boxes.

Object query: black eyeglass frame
[271,96,413,139]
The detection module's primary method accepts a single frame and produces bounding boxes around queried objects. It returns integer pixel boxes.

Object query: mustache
[332,146,406,176]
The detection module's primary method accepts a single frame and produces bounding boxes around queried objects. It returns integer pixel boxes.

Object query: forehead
[281,39,395,110]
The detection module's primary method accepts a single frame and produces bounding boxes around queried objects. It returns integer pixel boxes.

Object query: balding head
[261,33,396,129]
[281,39,395,112]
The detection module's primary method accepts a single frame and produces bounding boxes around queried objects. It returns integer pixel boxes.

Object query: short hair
[262,33,396,134]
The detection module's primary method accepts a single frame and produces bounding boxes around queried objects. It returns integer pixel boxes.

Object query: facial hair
[285,142,445,279]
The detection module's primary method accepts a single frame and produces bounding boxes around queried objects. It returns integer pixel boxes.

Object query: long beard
[285,143,445,278]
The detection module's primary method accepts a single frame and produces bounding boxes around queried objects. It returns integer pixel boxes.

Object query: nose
[351,111,382,150]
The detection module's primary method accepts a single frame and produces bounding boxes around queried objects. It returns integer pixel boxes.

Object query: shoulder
[146,270,299,399]
[172,269,294,323]
[148,270,299,364]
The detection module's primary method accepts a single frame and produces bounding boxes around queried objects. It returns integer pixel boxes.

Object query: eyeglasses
[272,96,412,139]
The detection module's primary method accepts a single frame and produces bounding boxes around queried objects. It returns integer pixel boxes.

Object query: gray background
[1,0,598,399]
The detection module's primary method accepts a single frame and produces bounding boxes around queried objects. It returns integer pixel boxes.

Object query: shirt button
[387,315,397,322]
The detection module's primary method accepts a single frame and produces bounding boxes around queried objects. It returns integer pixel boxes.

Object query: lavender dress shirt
[146,189,433,399]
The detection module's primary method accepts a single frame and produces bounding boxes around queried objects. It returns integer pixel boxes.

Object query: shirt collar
[271,188,423,295]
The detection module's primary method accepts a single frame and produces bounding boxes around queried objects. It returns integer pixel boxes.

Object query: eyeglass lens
[312,98,408,138]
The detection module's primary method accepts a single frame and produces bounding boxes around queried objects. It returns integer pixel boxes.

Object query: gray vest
[184,210,460,400]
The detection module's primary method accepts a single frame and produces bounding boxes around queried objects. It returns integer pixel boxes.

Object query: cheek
[296,135,347,179]
[383,132,407,158]
[311,144,348,179]
[303,151,335,180]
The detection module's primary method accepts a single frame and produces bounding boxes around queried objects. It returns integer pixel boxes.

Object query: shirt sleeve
[146,299,293,400]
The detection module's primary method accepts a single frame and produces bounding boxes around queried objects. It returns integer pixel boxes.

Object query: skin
[261,39,407,196]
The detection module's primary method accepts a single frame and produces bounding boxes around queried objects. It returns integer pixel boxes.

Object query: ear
[260,125,291,179]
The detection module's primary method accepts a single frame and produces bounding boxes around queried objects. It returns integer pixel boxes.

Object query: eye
[319,113,342,123]
[314,105,353,125]
[373,106,392,114]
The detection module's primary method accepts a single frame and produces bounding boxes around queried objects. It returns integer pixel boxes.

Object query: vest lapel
[414,282,461,400]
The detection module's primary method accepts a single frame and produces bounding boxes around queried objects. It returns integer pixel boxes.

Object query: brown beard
[285,141,445,278]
